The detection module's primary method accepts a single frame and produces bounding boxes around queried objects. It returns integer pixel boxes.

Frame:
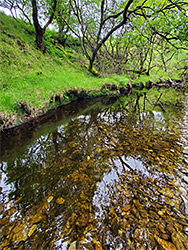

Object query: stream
[0,88,188,250]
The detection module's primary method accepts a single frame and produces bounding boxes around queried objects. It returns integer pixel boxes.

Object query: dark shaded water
[0,89,188,249]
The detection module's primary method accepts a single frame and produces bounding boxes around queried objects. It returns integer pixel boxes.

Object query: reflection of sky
[123,156,162,179]
[152,111,165,124]
[54,239,69,249]
[0,162,15,204]
[140,111,165,124]
[93,156,162,217]
[99,111,122,124]
[57,124,65,133]
[93,164,122,207]
[26,135,50,165]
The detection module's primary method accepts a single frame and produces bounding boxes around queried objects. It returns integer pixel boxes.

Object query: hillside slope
[0,13,127,126]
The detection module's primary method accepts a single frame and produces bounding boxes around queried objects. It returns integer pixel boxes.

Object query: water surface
[0,89,188,249]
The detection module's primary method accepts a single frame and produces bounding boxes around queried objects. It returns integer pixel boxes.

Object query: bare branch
[102,10,124,25]
[61,16,80,39]
[43,0,57,30]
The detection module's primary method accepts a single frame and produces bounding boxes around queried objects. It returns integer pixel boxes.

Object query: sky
[0,7,12,16]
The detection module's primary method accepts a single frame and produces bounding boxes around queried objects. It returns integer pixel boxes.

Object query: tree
[0,0,32,24]
[70,0,187,72]
[71,0,135,72]
[94,25,157,76]
[55,0,72,46]
[31,0,57,52]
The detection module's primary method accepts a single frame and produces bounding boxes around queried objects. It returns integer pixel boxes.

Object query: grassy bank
[0,12,187,127]
[0,13,129,125]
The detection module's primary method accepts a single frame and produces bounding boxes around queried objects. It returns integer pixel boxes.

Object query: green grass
[0,12,187,126]
[0,12,129,123]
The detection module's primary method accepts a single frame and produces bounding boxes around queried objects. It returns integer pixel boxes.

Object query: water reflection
[0,89,188,249]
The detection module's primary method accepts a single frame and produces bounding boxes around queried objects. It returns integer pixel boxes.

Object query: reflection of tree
[93,165,187,249]
[0,90,187,249]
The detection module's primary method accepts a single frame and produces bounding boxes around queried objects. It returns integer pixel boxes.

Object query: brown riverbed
[0,88,188,249]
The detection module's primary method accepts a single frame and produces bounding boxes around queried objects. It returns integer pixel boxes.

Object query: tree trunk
[31,0,57,53]
[31,0,45,52]
[36,26,45,52]
[88,54,96,72]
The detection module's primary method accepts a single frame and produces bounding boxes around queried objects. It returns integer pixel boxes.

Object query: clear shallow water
[0,89,188,249]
